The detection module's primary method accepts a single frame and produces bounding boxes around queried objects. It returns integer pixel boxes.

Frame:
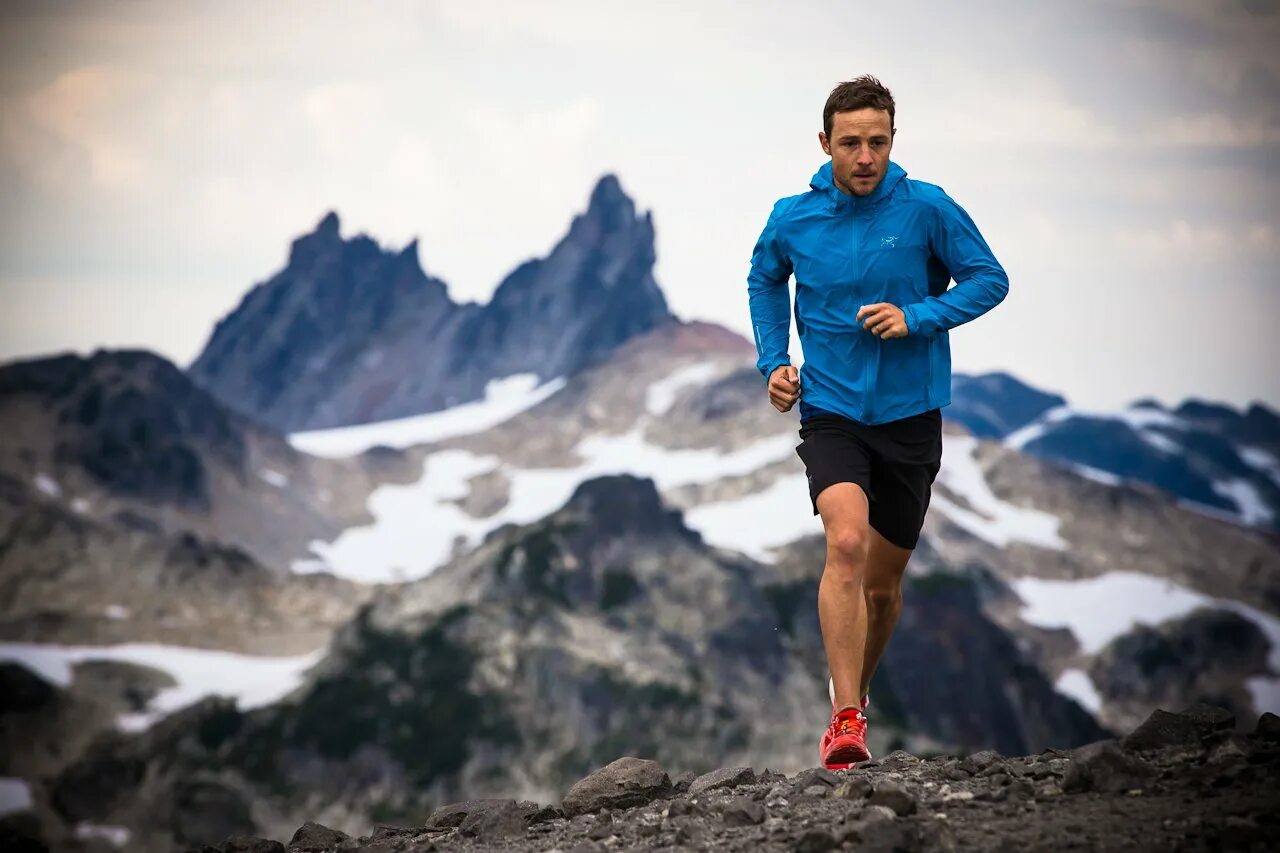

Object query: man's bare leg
[859,525,913,699]
[815,483,872,712]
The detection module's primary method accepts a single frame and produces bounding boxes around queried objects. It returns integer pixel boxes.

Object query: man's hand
[856,303,908,338]
[768,365,801,413]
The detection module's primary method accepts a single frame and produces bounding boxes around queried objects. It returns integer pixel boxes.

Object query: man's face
[819,108,895,197]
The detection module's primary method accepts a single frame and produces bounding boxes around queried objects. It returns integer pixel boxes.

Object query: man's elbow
[988,264,1009,305]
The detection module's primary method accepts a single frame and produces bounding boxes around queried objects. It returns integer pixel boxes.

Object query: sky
[2,0,1277,414]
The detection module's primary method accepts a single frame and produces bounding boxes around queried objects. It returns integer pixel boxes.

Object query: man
[745,75,1008,770]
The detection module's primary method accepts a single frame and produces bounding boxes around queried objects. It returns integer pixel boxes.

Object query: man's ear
[818,131,830,155]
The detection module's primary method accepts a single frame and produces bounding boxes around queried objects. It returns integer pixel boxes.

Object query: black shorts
[794,408,943,550]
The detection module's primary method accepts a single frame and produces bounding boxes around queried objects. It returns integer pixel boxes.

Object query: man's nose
[856,145,874,165]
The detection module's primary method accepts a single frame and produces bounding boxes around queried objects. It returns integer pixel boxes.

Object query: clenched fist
[768,365,801,413]
[856,302,908,338]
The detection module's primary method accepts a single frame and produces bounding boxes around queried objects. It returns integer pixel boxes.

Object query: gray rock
[424,798,517,830]
[586,817,616,840]
[666,798,699,817]
[1063,740,1157,793]
[793,828,838,852]
[719,796,766,826]
[223,839,285,853]
[869,781,918,816]
[833,778,873,800]
[670,770,696,794]
[457,799,527,841]
[1256,712,1280,739]
[688,766,756,796]
[803,784,831,799]
[366,824,414,843]
[528,803,564,824]
[287,822,350,851]
[561,756,672,817]
[1007,778,1036,800]
[791,767,840,789]
[1122,708,1210,752]
[1207,734,1251,763]
[1177,702,1234,732]
[840,803,899,844]
[961,749,1001,773]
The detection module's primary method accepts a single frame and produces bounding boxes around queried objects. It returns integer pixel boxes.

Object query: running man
[746,75,1009,770]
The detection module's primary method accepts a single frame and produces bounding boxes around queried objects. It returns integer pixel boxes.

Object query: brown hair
[823,75,895,138]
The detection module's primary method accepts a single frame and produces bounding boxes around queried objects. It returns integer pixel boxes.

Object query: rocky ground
[46,703,1268,853]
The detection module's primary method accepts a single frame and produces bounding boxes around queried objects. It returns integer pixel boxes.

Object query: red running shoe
[820,705,871,770]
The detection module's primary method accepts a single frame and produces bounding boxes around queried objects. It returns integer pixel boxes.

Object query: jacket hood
[810,159,907,210]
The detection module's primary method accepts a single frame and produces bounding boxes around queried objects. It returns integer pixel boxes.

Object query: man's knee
[825,525,869,570]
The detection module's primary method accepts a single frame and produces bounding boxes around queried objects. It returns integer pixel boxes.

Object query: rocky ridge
[188,175,677,432]
[152,703,1280,852]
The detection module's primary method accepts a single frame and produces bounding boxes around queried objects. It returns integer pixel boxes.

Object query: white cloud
[2,64,149,191]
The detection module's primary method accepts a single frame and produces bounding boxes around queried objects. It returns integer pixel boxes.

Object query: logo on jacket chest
[879,235,899,248]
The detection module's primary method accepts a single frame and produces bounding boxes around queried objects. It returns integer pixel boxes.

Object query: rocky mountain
[8,703,1277,852]
[948,372,1280,534]
[1086,606,1273,735]
[187,175,677,433]
[946,371,1067,440]
[1,472,1108,852]
[0,348,411,574]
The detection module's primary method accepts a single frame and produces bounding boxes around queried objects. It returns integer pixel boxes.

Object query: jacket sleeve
[901,191,1009,338]
[747,200,794,383]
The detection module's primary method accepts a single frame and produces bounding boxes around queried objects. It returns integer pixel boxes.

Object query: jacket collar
[810,159,906,212]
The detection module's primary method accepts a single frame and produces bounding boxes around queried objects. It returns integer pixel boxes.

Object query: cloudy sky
[2,0,1277,414]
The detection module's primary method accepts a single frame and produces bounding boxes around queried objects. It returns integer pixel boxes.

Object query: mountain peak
[563,474,696,541]
[316,210,340,236]
[588,172,627,207]
[284,210,344,268]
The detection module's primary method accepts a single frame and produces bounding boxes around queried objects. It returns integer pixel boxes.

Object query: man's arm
[900,190,1009,338]
[747,200,794,382]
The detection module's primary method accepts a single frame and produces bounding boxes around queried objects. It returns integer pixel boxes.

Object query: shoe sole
[823,744,871,766]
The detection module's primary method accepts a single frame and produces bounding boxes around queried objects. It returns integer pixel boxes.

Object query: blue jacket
[747,159,1008,425]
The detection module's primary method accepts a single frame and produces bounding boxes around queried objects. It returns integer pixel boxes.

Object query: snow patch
[684,471,819,562]
[33,473,60,497]
[1011,570,1280,714]
[302,428,800,582]
[103,605,129,620]
[0,641,326,732]
[1055,668,1102,713]
[1211,477,1274,526]
[0,777,32,817]
[1069,463,1123,486]
[258,468,289,488]
[1240,445,1280,487]
[1004,403,1185,451]
[1139,429,1181,455]
[645,363,724,416]
[289,373,565,457]
[75,824,131,846]
[931,435,1067,550]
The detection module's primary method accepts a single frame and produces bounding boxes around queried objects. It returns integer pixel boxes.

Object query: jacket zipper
[851,203,874,423]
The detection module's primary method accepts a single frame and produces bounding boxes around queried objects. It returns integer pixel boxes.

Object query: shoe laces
[830,707,865,736]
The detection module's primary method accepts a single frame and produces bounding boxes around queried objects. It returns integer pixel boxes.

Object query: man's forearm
[748,269,792,380]
[902,267,1008,337]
